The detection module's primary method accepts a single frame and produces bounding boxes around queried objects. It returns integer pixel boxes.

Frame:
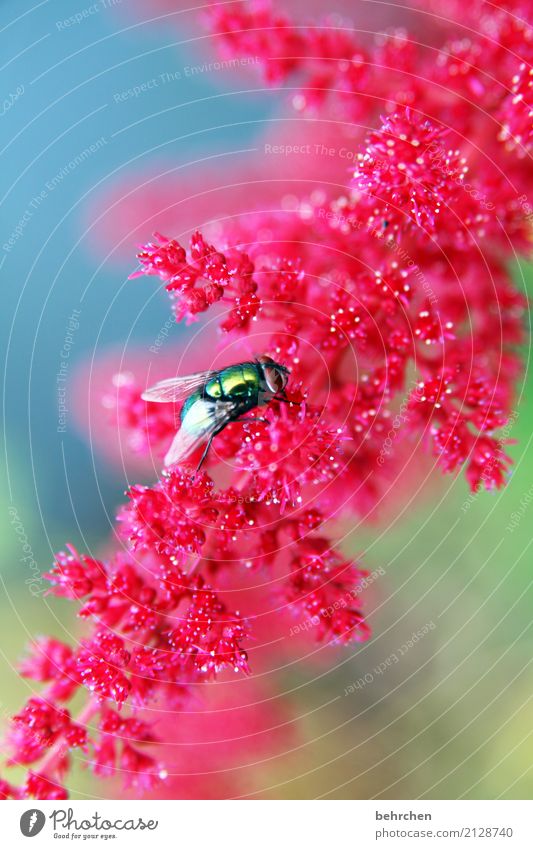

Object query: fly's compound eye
[264,366,288,393]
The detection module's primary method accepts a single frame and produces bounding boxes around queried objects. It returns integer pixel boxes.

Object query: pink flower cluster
[2,0,531,799]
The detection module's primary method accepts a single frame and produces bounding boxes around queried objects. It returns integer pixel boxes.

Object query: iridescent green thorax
[205,363,260,400]
[180,363,261,424]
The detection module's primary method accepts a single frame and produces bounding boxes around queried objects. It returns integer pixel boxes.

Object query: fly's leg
[195,434,215,472]
[195,417,264,474]
[273,395,301,406]
[274,388,301,405]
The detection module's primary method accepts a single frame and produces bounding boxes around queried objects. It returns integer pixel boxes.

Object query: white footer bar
[3,799,533,848]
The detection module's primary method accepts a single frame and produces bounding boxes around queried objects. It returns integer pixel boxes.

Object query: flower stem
[36,698,99,780]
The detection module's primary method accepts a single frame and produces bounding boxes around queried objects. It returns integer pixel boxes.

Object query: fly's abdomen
[180,390,202,422]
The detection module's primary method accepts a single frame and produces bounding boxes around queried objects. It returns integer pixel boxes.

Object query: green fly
[141,355,291,469]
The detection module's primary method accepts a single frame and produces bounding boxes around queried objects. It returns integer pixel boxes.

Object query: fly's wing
[164,427,204,466]
[141,370,216,404]
[164,398,239,467]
